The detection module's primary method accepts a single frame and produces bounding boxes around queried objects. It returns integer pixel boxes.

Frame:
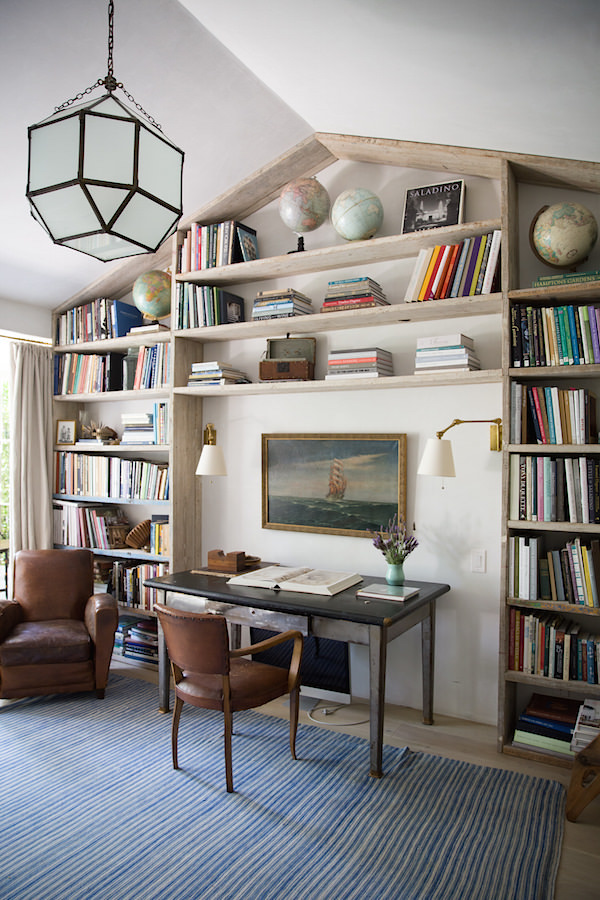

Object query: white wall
[0,299,51,340]
[197,157,505,724]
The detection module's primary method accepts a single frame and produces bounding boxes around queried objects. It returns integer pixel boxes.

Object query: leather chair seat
[179,657,290,711]
[0,620,91,667]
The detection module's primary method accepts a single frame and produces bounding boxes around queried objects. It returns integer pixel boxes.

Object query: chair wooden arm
[230,629,304,691]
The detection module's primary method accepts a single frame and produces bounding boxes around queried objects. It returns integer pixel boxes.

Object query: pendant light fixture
[26,0,184,262]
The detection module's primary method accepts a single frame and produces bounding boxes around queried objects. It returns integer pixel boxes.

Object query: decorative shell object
[125,519,151,549]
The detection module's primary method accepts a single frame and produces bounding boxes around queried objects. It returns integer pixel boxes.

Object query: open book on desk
[227,565,362,596]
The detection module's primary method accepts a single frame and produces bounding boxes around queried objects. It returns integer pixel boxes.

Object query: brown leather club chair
[155,603,304,792]
[0,549,118,700]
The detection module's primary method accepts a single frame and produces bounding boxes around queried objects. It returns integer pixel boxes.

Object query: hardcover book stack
[251,288,314,320]
[532,269,600,289]
[113,615,160,665]
[511,303,600,367]
[187,360,251,387]
[120,402,168,445]
[414,333,480,372]
[570,699,600,752]
[510,383,597,445]
[404,230,501,302]
[509,454,600,524]
[320,276,389,313]
[508,534,600,607]
[512,693,580,759]
[325,347,393,380]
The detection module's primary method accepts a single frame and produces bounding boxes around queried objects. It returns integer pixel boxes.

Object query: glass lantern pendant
[25,1,184,263]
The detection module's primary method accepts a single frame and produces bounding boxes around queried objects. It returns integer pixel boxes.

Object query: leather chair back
[13,549,94,622]
[157,606,230,676]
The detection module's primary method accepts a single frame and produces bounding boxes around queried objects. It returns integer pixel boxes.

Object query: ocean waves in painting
[268,495,397,533]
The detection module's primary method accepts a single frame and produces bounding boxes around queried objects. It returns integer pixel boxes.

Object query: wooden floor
[112,660,600,900]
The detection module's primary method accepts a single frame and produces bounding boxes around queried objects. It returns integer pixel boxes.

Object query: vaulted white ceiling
[2,0,599,313]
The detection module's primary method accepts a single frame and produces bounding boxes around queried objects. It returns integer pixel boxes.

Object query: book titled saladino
[227,565,362,596]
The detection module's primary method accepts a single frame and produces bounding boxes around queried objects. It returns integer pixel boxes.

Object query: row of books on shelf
[404,230,501,302]
[55,297,144,346]
[55,452,169,501]
[508,607,600,687]
[187,360,251,387]
[178,219,258,272]
[174,284,245,330]
[511,693,581,759]
[53,500,128,551]
[120,402,169,445]
[414,332,480,372]
[321,277,389,313]
[114,614,160,665]
[511,383,597,446]
[54,344,171,395]
[511,303,600,368]
[509,534,600,608]
[110,561,168,613]
[509,454,600,524]
[325,347,393,380]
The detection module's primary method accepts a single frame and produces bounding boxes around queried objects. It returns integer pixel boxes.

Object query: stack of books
[320,276,389,313]
[512,693,580,758]
[122,618,160,666]
[404,230,501,302]
[251,288,313,320]
[325,347,393,380]
[414,333,480,372]
[187,360,251,387]
[570,699,600,752]
[120,403,169,445]
[532,269,600,289]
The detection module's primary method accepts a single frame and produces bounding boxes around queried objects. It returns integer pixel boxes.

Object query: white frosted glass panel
[28,117,80,190]
[92,96,132,119]
[87,185,130,222]
[83,116,135,183]
[114,194,178,248]
[138,130,183,206]
[32,185,99,239]
[64,234,147,260]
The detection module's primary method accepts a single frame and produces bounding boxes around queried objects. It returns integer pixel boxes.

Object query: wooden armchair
[155,603,304,792]
[0,549,118,700]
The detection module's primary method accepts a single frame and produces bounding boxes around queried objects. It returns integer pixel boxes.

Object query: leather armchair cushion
[0,620,91,667]
[178,657,290,712]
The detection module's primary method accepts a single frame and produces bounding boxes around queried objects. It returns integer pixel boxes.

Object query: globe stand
[287,235,305,254]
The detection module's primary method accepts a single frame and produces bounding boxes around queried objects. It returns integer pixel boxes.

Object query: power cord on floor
[307,702,369,727]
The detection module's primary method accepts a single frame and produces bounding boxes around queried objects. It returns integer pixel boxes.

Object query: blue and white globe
[332,188,384,241]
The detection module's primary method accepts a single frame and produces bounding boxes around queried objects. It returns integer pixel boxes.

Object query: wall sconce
[418,418,502,478]
[195,423,227,477]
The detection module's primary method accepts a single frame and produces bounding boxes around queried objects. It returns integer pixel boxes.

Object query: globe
[132,270,171,320]
[331,188,384,241]
[278,177,330,234]
[531,201,598,268]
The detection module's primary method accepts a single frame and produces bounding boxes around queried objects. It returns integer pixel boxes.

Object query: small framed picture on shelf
[402,180,465,234]
[56,420,76,445]
[237,224,258,262]
[262,433,406,538]
[218,292,245,324]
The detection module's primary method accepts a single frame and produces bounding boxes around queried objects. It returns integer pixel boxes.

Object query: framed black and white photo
[262,433,406,537]
[56,420,76,445]
[402,180,465,234]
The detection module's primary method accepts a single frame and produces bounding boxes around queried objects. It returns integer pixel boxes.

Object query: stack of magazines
[570,699,600,753]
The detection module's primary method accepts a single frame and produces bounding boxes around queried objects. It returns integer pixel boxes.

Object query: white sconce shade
[195,445,227,477]
[417,438,456,478]
[27,93,184,262]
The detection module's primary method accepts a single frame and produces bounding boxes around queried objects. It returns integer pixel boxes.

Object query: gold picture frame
[262,433,407,537]
[56,420,76,445]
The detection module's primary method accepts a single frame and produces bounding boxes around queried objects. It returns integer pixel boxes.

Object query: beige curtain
[9,342,53,556]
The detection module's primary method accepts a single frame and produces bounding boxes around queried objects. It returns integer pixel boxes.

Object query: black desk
[144,571,450,777]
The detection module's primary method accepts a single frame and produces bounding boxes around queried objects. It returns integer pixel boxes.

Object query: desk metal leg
[157,590,170,713]
[421,600,435,725]
[369,624,387,778]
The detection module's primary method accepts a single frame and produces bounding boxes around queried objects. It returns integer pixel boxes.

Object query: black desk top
[144,570,451,627]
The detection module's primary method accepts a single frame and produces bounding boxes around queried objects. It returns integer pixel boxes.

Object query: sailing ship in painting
[326,458,347,501]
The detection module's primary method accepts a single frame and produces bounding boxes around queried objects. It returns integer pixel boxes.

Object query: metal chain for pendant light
[53,0,163,131]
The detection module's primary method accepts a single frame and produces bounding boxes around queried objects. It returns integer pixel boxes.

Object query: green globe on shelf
[331,187,384,241]
[278,176,330,251]
[531,201,598,269]
[132,270,171,320]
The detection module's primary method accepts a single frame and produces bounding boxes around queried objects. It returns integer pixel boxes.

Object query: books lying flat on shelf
[120,402,168,444]
[320,276,389,313]
[252,288,314,320]
[570,699,600,752]
[356,583,419,601]
[404,230,501,302]
[326,347,393,380]
[414,333,480,372]
[187,360,251,387]
[512,692,579,757]
[227,565,362,596]
[532,269,600,288]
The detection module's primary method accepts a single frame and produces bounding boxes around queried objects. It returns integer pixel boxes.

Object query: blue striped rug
[1,674,564,900]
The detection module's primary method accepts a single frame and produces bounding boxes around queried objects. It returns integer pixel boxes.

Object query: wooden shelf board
[510,282,600,302]
[174,369,502,398]
[509,364,600,379]
[502,742,573,769]
[53,494,169,507]
[504,670,600,698]
[54,331,171,353]
[176,220,501,286]
[507,520,600,534]
[55,544,168,562]
[507,597,600,616]
[508,443,600,454]
[53,388,170,403]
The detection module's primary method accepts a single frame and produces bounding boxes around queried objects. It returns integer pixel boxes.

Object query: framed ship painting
[262,433,406,537]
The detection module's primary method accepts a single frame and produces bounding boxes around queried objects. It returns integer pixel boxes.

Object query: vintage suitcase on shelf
[259,337,316,381]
